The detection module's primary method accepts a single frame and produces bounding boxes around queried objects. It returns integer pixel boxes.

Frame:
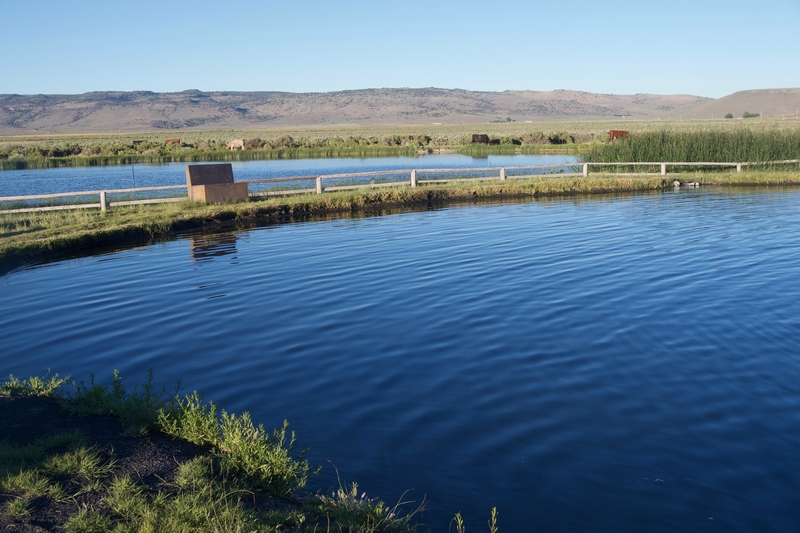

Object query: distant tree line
[725,112,760,119]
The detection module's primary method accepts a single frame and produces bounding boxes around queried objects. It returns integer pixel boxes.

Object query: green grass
[3,495,32,517]
[313,481,425,533]
[0,373,70,397]
[159,391,316,497]
[65,369,179,437]
[43,445,116,482]
[62,461,307,533]
[0,430,96,507]
[455,143,584,156]
[0,431,87,474]
[1,372,427,532]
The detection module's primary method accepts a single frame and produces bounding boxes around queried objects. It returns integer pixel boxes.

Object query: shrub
[243,138,264,150]
[1,374,69,397]
[159,392,316,496]
[64,369,177,436]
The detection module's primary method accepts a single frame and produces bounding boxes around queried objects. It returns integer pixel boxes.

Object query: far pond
[0,153,581,197]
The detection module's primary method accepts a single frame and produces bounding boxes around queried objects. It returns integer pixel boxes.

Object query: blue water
[2,186,800,532]
[0,153,579,197]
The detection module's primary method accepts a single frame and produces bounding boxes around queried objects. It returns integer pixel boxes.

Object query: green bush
[0,374,70,397]
[65,369,177,436]
[158,391,316,497]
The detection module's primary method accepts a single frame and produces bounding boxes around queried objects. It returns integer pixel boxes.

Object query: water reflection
[190,232,238,263]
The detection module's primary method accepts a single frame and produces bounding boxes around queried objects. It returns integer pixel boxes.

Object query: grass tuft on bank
[159,392,317,498]
[0,374,70,397]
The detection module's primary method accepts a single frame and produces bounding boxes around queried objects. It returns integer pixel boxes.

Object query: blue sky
[3,0,798,97]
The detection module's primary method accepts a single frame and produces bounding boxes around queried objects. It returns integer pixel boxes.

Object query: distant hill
[0,87,795,134]
[660,88,800,120]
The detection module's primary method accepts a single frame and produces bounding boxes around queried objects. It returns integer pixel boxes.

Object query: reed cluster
[584,129,800,164]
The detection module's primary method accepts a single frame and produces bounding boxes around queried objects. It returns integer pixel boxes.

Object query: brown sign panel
[185,163,235,187]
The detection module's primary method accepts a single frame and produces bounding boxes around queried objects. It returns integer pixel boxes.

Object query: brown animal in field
[164,138,181,145]
[608,130,629,142]
[472,134,490,144]
[227,139,245,150]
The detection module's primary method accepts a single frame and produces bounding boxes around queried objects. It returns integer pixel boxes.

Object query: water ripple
[3,187,800,532]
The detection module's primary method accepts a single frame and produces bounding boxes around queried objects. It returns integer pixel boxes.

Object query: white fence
[2,160,798,215]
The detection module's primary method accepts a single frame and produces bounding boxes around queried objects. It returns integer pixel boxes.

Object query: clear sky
[3,0,798,98]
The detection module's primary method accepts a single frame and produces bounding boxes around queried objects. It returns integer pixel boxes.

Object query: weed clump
[65,369,178,436]
[313,481,424,533]
[159,391,316,497]
[0,373,69,397]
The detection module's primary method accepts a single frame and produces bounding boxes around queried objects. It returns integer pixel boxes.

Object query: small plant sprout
[450,508,498,533]
[452,511,466,533]
[488,507,498,533]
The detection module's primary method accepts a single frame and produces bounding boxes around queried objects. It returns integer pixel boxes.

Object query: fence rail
[2,160,799,215]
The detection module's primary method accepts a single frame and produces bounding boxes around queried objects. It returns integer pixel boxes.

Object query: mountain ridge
[0,87,796,134]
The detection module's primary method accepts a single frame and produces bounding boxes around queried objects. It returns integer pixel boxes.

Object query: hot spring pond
[3,186,800,532]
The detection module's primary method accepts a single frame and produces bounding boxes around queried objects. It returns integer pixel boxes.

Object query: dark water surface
[3,187,800,532]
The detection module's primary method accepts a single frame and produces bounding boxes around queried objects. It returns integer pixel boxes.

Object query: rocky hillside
[0,87,795,134]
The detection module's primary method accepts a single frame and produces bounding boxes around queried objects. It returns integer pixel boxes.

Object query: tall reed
[584,129,800,164]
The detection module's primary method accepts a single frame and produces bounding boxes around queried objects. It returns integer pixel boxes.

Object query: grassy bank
[2,172,800,266]
[0,372,428,532]
[0,175,674,262]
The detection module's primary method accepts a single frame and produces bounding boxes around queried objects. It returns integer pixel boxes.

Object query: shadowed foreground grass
[1,372,430,533]
[2,172,799,264]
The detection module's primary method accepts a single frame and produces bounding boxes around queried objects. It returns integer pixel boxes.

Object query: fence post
[583,163,588,177]
[661,163,667,176]
[100,191,107,212]
[316,177,322,194]
[411,170,417,187]
[737,163,742,173]
[500,168,506,180]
